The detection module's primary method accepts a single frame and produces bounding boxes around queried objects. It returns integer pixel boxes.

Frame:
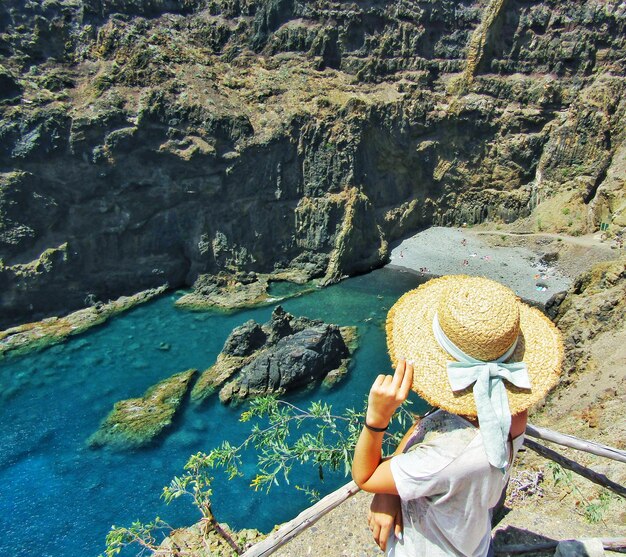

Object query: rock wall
[1,0,625,327]
[553,258,626,380]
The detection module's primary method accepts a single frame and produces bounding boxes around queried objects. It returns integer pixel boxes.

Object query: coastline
[2,225,612,362]
[2,227,623,556]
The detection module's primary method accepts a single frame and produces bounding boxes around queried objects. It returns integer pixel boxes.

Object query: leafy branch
[102,518,171,557]
[102,456,244,557]
[208,396,412,493]
[101,396,415,556]
[162,453,243,554]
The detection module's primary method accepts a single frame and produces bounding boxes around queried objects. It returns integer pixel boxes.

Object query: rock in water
[88,369,197,450]
[222,319,267,357]
[191,306,358,404]
[220,325,348,403]
[0,285,168,360]
[190,354,246,401]
[175,272,271,311]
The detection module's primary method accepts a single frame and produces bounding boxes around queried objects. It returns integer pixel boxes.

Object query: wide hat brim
[386,275,564,417]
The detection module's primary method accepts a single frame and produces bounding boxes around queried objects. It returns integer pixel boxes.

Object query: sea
[0,267,429,557]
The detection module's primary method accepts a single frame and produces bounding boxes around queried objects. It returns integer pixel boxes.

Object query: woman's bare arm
[351,360,414,493]
[367,418,420,550]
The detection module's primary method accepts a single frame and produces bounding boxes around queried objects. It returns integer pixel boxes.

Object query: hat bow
[433,314,531,471]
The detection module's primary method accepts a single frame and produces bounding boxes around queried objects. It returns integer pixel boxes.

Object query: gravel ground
[387,226,572,305]
[272,490,379,557]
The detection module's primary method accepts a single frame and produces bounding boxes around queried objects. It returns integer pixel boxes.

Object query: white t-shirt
[388,410,524,557]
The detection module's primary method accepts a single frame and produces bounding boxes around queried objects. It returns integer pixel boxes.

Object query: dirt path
[473,230,609,249]
[470,228,621,281]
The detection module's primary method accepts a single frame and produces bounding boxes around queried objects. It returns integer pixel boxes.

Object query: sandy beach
[387,227,571,306]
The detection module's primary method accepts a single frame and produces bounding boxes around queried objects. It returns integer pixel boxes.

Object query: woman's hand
[366,359,414,429]
[368,493,403,551]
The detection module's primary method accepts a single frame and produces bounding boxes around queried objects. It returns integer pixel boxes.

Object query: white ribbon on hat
[432,313,531,472]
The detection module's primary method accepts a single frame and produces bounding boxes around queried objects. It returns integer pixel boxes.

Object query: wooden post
[526,423,626,464]
[241,481,360,557]
[524,439,626,498]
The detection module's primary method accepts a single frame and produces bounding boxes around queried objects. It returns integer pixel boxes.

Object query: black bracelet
[364,421,388,432]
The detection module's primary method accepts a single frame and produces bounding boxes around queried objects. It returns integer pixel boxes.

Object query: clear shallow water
[0,268,428,557]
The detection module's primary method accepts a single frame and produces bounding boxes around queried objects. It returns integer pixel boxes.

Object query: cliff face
[554,258,626,382]
[1,0,625,327]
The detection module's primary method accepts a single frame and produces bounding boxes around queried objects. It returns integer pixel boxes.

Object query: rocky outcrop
[159,521,264,557]
[174,268,314,310]
[219,325,348,403]
[89,368,197,450]
[0,284,167,359]
[176,271,273,311]
[1,1,625,327]
[191,306,357,404]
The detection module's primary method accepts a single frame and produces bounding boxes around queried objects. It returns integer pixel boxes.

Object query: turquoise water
[0,268,427,557]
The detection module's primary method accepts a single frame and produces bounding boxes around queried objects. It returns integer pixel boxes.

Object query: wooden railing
[242,481,360,557]
[525,423,626,463]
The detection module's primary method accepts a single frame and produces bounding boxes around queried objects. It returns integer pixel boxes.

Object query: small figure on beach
[400,250,404,258]
[352,275,563,556]
[461,238,467,246]
[462,259,469,267]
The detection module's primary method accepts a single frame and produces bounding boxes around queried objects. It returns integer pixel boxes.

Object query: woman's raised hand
[366,359,414,429]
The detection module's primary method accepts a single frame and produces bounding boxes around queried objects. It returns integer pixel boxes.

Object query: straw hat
[386,275,563,416]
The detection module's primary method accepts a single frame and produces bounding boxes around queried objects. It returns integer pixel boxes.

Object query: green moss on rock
[190,354,247,402]
[0,285,168,360]
[88,368,198,450]
[175,273,271,311]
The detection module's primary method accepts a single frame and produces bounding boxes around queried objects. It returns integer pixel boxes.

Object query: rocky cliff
[1,0,625,327]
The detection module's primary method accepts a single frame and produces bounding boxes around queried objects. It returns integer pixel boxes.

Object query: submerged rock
[0,285,168,360]
[88,368,197,450]
[191,306,358,404]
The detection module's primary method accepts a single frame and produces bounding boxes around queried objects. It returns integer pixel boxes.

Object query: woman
[352,275,563,556]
